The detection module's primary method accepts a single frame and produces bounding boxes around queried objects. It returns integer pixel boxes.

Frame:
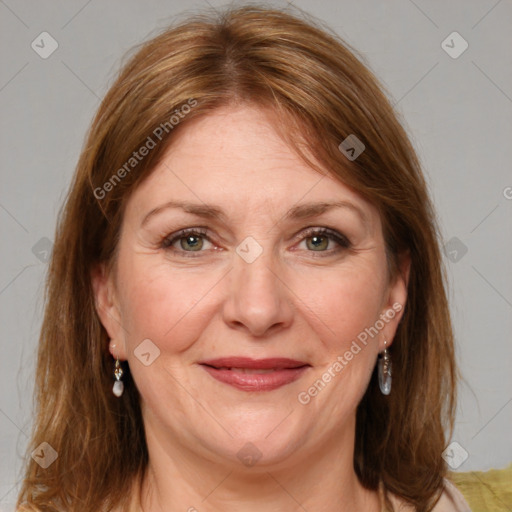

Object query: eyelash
[161,227,351,258]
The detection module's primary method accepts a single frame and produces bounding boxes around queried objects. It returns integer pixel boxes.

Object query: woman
[17,5,470,512]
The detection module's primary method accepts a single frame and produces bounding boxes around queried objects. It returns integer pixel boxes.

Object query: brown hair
[17,5,456,511]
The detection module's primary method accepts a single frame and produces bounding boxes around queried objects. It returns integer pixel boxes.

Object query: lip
[199,357,311,392]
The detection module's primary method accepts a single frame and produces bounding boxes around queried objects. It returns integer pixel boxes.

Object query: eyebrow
[141,201,227,227]
[283,200,368,225]
[141,200,368,227]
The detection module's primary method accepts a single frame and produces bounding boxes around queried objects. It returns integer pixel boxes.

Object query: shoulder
[431,479,471,512]
[385,479,471,511]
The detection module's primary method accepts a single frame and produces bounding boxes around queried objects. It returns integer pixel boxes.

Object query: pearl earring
[112,358,124,397]
[378,340,392,395]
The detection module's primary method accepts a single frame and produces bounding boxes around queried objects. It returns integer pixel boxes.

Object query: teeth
[220,367,277,374]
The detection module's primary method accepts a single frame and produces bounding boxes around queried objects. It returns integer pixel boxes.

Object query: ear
[91,262,127,360]
[379,250,411,351]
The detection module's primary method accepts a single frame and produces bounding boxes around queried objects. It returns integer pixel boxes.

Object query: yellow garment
[448,464,512,512]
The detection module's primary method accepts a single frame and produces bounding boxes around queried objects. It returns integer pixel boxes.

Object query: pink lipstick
[199,357,310,392]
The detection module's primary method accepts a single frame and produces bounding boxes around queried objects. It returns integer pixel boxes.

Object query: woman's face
[94,104,407,469]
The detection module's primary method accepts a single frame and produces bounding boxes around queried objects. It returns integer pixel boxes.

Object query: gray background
[1,0,511,508]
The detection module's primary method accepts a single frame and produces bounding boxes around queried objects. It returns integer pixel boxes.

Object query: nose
[222,247,294,338]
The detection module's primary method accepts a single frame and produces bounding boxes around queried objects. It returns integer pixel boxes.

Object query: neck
[133,415,381,512]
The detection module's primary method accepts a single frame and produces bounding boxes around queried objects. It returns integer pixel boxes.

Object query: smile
[199,357,311,392]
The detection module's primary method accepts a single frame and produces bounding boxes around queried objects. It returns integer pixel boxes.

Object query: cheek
[116,255,219,353]
[292,263,387,419]
[294,259,388,352]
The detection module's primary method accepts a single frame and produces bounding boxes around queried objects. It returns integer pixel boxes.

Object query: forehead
[124,104,378,225]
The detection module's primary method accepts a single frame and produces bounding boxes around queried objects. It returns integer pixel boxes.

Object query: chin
[195,411,311,469]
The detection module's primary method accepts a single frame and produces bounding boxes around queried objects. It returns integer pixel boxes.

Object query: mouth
[198,357,311,392]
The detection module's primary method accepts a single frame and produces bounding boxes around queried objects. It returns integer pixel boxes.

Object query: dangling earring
[378,340,392,395]
[112,357,124,397]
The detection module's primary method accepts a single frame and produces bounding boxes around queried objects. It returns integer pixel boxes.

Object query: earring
[378,340,392,395]
[112,358,124,397]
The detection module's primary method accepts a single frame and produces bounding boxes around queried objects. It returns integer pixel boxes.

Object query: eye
[297,227,351,254]
[161,226,350,257]
[162,228,213,254]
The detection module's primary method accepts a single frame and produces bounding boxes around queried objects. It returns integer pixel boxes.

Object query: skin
[93,104,409,512]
